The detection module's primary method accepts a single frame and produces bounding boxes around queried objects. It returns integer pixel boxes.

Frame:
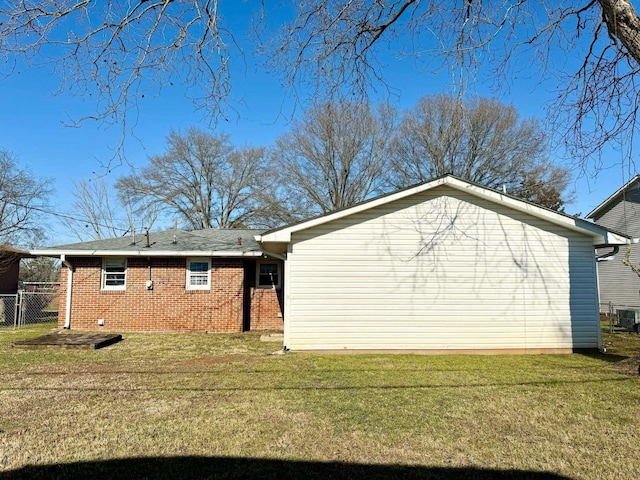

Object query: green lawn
[0,324,639,480]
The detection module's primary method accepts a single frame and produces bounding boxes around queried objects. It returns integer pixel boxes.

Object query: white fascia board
[30,249,264,258]
[260,175,625,245]
[454,181,626,244]
[260,177,451,243]
[452,180,638,246]
[597,231,636,246]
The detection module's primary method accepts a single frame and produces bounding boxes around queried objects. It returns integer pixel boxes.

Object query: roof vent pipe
[145,228,150,248]
[237,237,242,246]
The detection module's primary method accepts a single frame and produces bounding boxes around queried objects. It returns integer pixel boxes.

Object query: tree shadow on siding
[0,456,574,480]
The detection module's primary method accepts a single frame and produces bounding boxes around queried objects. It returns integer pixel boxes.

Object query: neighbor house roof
[259,174,630,248]
[0,245,31,258]
[586,175,640,220]
[31,229,267,257]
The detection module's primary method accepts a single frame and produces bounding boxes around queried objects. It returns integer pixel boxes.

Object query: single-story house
[33,175,628,352]
[587,175,640,310]
[32,229,284,333]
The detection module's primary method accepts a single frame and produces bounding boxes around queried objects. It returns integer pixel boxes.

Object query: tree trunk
[599,0,640,65]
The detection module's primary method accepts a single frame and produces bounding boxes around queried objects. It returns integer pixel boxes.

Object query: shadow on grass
[0,456,574,480]
[578,352,629,363]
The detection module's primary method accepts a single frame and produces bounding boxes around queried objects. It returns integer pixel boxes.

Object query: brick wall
[60,257,246,333]
[243,260,284,331]
[249,286,284,331]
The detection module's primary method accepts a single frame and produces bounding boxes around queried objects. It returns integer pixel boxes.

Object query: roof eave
[260,175,624,245]
[594,232,638,247]
[30,249,264,258]
[586,175,640,219]
[261,176,453,242]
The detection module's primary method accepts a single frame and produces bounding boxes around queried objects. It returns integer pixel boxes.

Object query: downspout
[593,251,607,354]
[596,245,619,262]
[595,242,633,351]
[593,245,621,352]
[61,254,74,329]
[283,242,293,351]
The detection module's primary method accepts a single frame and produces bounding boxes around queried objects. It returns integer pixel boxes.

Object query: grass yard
[0,324,639,480]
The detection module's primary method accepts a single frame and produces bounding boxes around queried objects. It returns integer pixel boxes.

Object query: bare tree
[62,178,158,241]
[0,1,242,162]
[510,166,573,212]
[19,257,60,284]
[116,128,272,229]
[389,95,570,210]
[0,149,52,247]
[270,1,640,164]
[64,178,126,241]
[4,2,640,165]
[273,99,397,217]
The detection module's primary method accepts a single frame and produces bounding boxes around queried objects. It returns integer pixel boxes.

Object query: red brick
[59,257,284,333]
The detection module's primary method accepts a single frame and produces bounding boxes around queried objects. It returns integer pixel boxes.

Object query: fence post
[13,293,20,329]
[609,301,614,333]
[19,291,25,328]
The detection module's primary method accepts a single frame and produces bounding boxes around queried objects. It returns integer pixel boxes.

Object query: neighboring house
[32,229,283,333]
[587,175,640,310]
[0,245,30,294]
[0,245,31,326]
[259,175,626,353]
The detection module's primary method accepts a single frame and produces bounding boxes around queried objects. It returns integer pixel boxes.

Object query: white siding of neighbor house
[592,189,640,309]
[596,243,640,310]
[284,186,600,351]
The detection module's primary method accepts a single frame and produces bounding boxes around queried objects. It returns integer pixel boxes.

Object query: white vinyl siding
[596,244,640,308]
[284,186,600,351]
[593,193,640,308]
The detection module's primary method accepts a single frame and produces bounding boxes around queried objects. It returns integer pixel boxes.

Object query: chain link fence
[0,294,18,328]
[0,290,59,329]
[600,302,640,333]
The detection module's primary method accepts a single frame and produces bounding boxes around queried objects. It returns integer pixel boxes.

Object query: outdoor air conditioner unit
[617,309,640,333]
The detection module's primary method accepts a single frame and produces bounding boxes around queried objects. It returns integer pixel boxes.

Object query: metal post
[13,292,20,329]
[609,301,614,333]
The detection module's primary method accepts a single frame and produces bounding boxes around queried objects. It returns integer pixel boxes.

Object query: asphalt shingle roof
[35,229,266,256]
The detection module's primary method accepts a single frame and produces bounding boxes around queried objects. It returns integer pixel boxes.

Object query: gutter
[31,250,264,258]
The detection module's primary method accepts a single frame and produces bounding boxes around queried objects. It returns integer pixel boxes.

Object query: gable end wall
[285,186,600,351]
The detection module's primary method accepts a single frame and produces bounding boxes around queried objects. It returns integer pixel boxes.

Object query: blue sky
[0,3,634,246]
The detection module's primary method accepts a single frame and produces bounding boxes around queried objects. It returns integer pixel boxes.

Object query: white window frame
[186,258,211,290]
[256,261,281,289]
[101,258,127,291]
